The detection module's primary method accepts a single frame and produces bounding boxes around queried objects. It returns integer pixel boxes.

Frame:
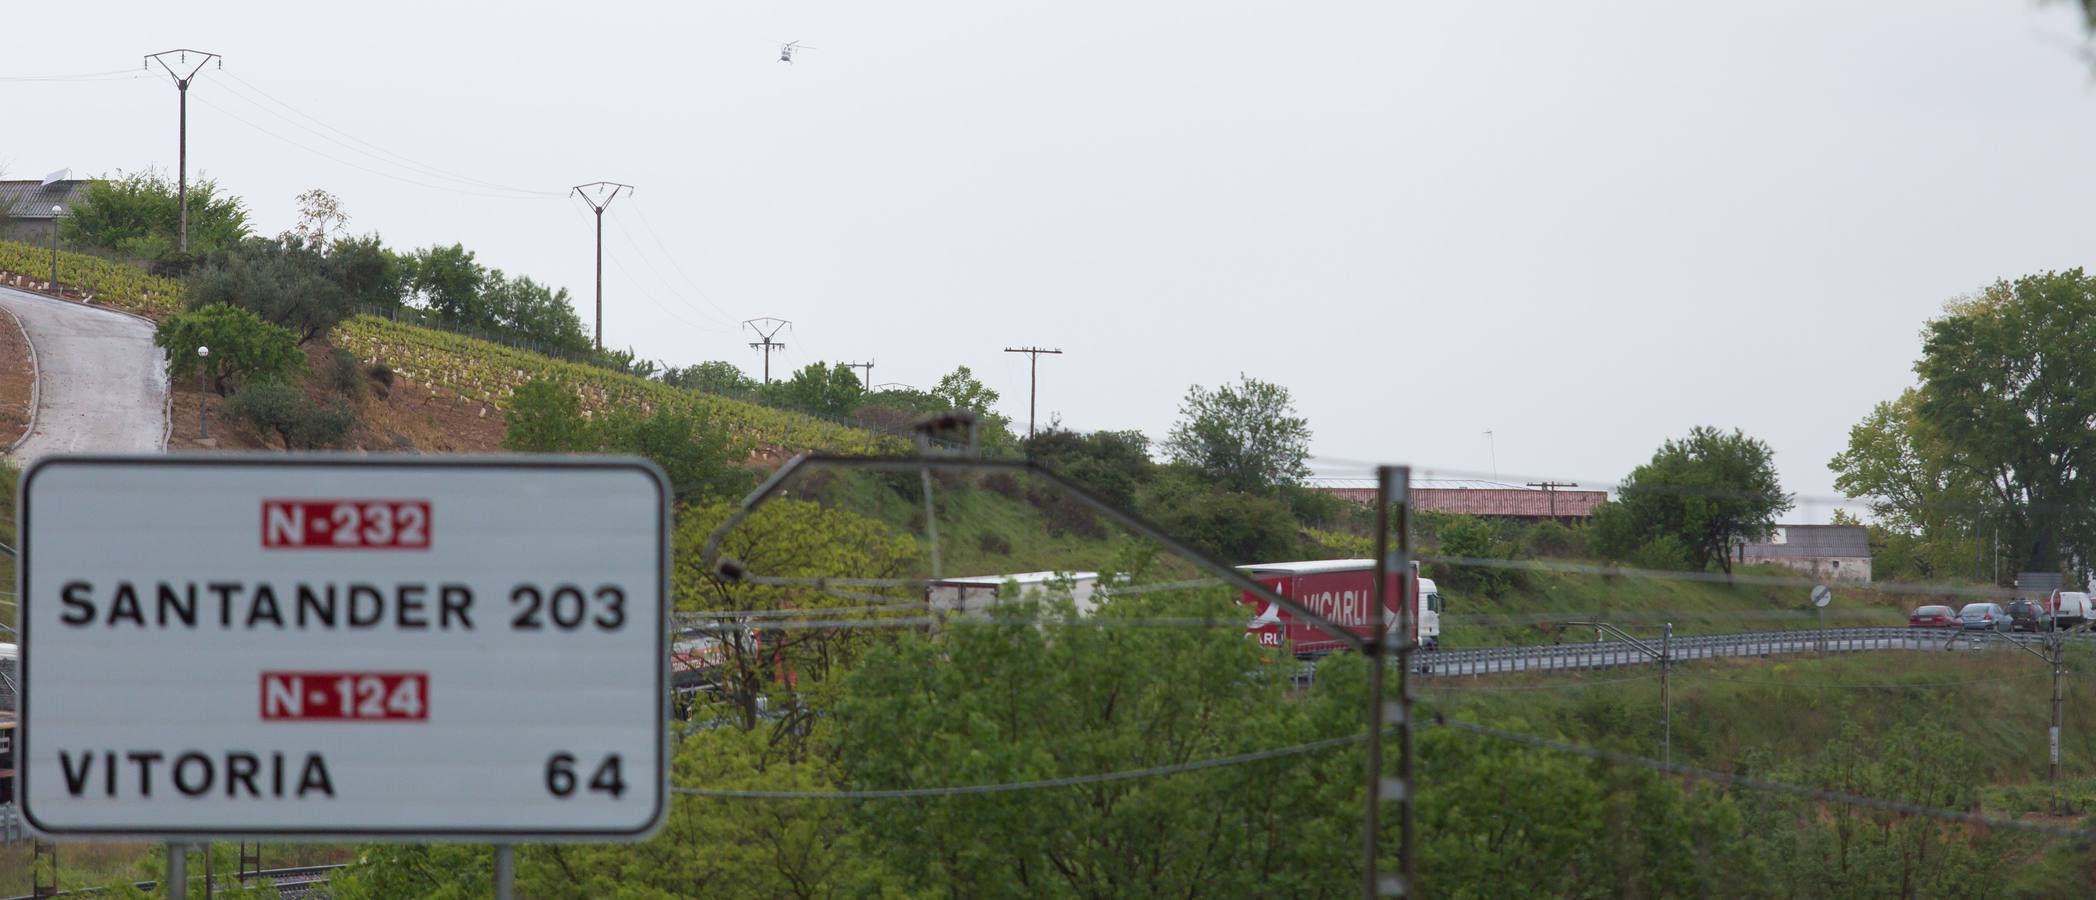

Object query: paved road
[0,286,166,462]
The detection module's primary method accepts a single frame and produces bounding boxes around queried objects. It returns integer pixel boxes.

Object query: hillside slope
[333,316,904,456]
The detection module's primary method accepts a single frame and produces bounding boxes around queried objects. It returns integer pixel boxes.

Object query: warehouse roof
[1740,525,1870,558]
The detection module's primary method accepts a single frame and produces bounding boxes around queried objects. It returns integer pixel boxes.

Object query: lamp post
[197,346,211,439]
[49,205,61,289]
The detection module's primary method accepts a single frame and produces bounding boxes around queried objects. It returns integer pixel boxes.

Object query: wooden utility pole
[1525,481,1578,519]
[744,318,791,384]
[1002,346,1062,439]
[571,182,633,350]
[144,49,221,253]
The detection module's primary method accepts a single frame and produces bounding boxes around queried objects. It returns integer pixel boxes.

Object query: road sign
[1811,584,1832,608]
[16,456,669,840]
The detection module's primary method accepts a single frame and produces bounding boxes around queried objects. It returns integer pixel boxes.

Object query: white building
[1735,525,1872,584]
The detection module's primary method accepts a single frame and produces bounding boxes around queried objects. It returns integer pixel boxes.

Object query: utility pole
[1368,465,1415,897]
[1002,346,1063,440]
[144,49,221,254]
[570,182,633,350]
[1525,481,1577,520]
[1569,620,1671,764]
[837,360,874,387]
[744,318,790,384]
[2008,630,2072,814]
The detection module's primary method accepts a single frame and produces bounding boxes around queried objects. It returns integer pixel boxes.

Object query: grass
[1438,563,1916,647]
[1418,648,2091,787]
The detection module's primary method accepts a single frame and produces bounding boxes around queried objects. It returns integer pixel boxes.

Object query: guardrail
[0,863,345,900]
[1414,626,2082,678]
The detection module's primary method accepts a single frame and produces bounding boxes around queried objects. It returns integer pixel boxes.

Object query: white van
[2049,591,2092,629]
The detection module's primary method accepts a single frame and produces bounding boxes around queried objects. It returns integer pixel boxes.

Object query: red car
[1908,605,1958,628]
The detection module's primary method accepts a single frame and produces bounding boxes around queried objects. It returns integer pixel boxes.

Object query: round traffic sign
[1811,584,1832,608]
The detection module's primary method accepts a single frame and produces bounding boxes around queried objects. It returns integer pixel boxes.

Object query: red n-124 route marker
[262,672,429,721]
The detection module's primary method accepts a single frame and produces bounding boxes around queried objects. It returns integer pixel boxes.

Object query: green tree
[154,304,305,394]
[61,170,251,262]
[662,361,756,395]
[837,591,1359,899]
[1024,428,1155,508]
[1593,427,1792,573]
[1139,466,1304,564]
[406,243,485,327]
[501,378,750,504]
[481,270,590,353]
[1433,514,1516,596]
[1906,271,2096,576]
[765,362,863,420]
[1828,390,1988,581]
[1164,375,1311,493]
[323,233,409,310]
[184,236,350,344]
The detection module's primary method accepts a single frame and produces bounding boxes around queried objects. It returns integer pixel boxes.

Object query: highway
[1410,626,2059,678]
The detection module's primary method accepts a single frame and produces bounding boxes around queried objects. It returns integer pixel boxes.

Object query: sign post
[1812,583,1832,654]
[15,456,670,845]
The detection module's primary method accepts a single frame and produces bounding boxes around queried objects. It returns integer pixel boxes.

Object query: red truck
[1239,559,1442,656]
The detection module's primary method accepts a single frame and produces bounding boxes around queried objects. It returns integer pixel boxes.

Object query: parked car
[1907,605,1958,628]
[2008,599,2053,632]
[2049,591,2092,630]
[1958,602,2012,632]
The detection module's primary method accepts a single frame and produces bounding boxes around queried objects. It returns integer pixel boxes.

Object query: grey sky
[7,1,2094,517]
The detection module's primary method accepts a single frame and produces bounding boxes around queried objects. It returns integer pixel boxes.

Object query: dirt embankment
[0,302,33,449]
[167,341,509,453]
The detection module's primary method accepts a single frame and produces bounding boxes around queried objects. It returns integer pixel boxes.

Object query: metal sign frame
[14,454,671,841]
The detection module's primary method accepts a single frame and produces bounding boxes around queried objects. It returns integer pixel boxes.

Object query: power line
[196,97,563,201]
[604,212,736,327]
[218,71,563,198]
[626,196,739,322]
[210,76,557,200]
[672,729,1372,799]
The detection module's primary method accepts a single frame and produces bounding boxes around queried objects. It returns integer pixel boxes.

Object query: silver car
[1959,602,2012,632]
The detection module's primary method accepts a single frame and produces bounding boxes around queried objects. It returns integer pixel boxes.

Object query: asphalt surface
[0,286,166,462]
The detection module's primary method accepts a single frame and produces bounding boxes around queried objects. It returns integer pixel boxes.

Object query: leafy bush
[502,377,753,504]
[1435,514,1518,596]
[328,348,365,397]
[184,236,354,344]
[1138,467,1302,564]
[1521,519,1590,559]
[61,170,251,260]
[1631,534,1694,571]
[225,381,353,449]
[155,304,304,394]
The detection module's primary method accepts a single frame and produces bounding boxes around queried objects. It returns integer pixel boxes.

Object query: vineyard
[0,239,183,319]
[333,316,906,455]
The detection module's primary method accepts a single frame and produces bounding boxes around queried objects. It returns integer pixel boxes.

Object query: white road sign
[16,456,669,840]
[1811,584,1832,608]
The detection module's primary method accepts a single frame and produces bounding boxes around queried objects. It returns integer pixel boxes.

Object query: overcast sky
[8,1,2095,518]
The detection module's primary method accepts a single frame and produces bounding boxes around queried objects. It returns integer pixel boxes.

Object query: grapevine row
[0,240,183,319]
[332,316,905,455]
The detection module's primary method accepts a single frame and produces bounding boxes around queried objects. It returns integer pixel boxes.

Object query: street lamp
[197,346,211,439]
[49,205,61,289]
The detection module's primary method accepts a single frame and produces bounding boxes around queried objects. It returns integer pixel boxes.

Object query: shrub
[154,304,304,394]
[225,381,353,449]
[1631,534,1693,572]
[501,378,591,453]
[1436,514,1518,597]
[1521,520,1589,559]
[329,348,365,398]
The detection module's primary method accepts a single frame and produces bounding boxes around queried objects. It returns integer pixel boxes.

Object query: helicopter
[779,41,813,63]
